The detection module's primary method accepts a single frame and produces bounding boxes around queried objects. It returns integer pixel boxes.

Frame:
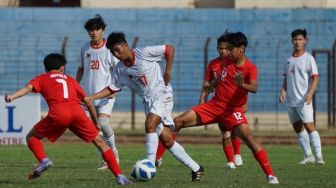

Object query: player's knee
[98,117,114,137]
[161,138,174,148]
[93,136,107,150]
[222,131,231,139]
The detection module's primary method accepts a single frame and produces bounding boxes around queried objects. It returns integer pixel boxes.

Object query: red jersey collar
[124,50,136,67]
[90,39,106,49]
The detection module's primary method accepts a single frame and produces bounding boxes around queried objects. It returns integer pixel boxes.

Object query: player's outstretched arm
[4,84,33,103]
[83,96,99,128]
[163,45,174,86]
[89,87,113,101]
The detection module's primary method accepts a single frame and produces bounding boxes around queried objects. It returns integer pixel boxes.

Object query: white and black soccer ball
[131,159,156,181]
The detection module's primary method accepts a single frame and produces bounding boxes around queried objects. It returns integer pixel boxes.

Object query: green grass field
[0,143,335,188]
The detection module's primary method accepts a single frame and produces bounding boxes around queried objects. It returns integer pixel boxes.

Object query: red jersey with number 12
[29,72,86,107]
[212,58,258,108]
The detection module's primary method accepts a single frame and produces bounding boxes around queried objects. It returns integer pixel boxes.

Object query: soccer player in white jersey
[89,31,204,181]
[279,29,324,165]
[76,15,119,170]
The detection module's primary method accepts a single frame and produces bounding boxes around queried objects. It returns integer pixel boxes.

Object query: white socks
[105,134,117,151]
[168,141,200,172]
[146,133,159,164]
[297,130,313,156]
[309,131,323,158]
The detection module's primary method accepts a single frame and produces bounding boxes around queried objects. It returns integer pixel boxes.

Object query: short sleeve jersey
[79,39,117,103]
[108,45,170,101]
[283,51,318,107]
[29,72,86,107]
[213,58,258,108]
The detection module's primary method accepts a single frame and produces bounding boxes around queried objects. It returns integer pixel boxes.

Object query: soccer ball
[131,159,156,181]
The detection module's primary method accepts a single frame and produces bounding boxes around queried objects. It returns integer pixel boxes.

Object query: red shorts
[192,99,248,131]
[34,104,98,142]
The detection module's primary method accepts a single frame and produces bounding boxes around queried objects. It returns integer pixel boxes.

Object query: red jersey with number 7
[29,72,86,107]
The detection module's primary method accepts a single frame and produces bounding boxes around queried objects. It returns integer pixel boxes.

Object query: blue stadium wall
[0,8,335,112]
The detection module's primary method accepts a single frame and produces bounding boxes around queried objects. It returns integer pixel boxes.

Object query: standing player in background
[76,15,119,170]
[155,33,244,169]
[4,54,131,185]
[174,32,279,184]
[279,29,324,165]
[199,33,244,169]
[89,31,204,181]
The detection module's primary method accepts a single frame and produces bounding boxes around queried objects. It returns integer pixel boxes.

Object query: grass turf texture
[0,143,335,187]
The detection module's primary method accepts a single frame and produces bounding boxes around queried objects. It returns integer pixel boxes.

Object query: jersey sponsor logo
[220,67,228,81]
[86,53,91,58]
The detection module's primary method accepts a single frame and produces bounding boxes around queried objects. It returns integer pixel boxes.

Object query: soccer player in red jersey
[4,54,131,185]
[155,33,244,169]
[174,32,279,184]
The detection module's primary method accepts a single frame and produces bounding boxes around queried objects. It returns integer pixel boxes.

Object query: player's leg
[234,124,278,184]
[97,114,119,169]
[26,116,63,180]
[145,112,162,164]
[300,105,324,164]
[70,113,131,185]
[289,107,314,164]
[218,123,235,169]
[92,134,132,185]
[173,109,201,131]
[155,130,176,167]
[26,129,54,180]
[159,126,204,181]
[231,133,243,166]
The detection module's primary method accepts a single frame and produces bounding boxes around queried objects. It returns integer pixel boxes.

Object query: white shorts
[287,103,314,124]
[83,98,115,116]
[143,87,174,129]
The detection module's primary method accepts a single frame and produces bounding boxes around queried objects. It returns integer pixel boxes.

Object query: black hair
[217,30,231,45]
[224,32,248,48]
[43,53,67,71]
[84,14,106,31]
[106,31,128,50]
[291,29,307,38]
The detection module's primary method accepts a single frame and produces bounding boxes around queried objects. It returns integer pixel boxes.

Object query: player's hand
[4,94,13,103]
[163,72,171,86]
[279,91,286,104]
[305,93,313,105]
[86,96,94,103]
[234,72,244,86]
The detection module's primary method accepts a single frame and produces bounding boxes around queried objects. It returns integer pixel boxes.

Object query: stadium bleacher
[0,8,333,123]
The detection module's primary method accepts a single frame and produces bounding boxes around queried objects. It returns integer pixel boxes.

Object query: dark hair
[106,31,128,50]
[224,32,248,47]
[84,14,106,31]
[217,30,231,46]
[291,29,307,38]
[43,53,67,71]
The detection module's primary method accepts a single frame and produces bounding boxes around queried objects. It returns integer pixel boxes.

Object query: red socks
[156,132,177,160]
[102,149,123,177]
[223,145,234,162]
[27,137,47,162]
[253,149,274,176]
[232,137,241,155]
